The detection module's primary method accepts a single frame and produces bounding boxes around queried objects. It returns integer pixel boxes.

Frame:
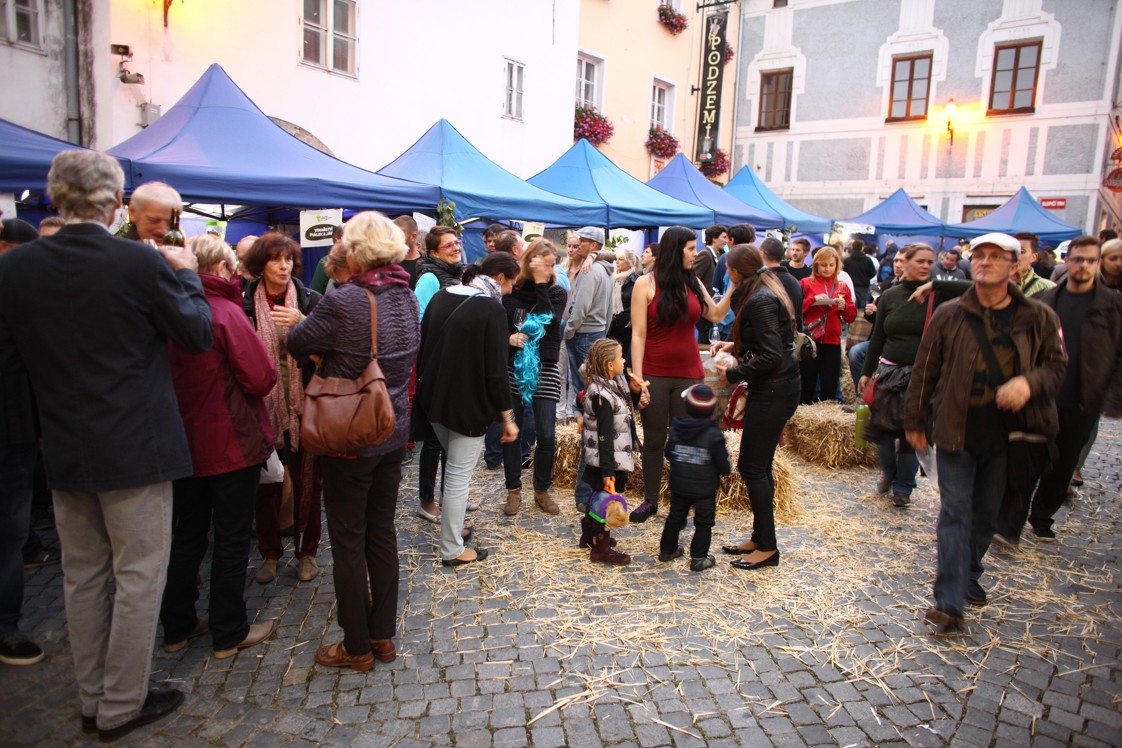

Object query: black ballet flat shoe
[730,551,780,570]
[721,543,756,555]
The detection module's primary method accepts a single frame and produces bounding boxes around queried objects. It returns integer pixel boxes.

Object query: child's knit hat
[682,384,717,418]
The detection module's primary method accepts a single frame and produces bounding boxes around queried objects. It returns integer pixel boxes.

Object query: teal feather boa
[512,312,553,404]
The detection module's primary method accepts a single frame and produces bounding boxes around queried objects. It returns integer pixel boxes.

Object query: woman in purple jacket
[287,212,419,672]
[161,234,279,659]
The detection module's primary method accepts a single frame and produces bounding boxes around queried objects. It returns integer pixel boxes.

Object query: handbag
[300,289,396,455]
[260,449,284,484]
[723,382,749,429]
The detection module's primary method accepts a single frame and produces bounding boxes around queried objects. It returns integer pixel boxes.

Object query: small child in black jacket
[658,384,731,571]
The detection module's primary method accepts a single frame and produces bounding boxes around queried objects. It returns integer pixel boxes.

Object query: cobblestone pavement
[3,418,1121,747]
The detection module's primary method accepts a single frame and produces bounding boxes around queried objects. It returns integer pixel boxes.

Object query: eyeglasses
[438,240,463,250]
[1066,256,1099,265]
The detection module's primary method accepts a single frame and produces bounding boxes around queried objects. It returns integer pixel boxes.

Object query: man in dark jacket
[905,232,1066,634]
[0,151,212,740]
[996,235,1122,543]
[760,236,804,330]
[658,385,730,571]
[842,239,877,307]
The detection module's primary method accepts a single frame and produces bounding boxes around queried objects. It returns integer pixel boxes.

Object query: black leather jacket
[727,287,800,386]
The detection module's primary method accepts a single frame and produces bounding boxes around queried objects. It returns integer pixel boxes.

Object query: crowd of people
[1,148,1120,739]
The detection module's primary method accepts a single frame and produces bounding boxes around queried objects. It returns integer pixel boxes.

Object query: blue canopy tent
[528,139,715,228]
[723,167,833,233]
[945,187,1082,243]
[646,153,783,229]
[107,64,439,215]
[377,119,604,229]
[0,118,127,194]
[841,187,947,235]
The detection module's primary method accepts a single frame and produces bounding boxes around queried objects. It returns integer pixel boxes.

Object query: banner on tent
[300,209,343,247]
[695,11,729,162]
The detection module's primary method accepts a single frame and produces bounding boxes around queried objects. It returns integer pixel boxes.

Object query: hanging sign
[299,208,343,247]
[694,11,729,162]
[1039,198,1066,210]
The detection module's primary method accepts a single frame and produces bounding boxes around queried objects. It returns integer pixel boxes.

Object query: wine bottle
[163,208,185,247]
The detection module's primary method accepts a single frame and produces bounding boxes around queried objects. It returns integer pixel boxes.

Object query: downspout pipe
[63,0,82,144]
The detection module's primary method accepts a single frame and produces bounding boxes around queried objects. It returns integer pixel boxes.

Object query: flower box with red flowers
[645,125,680,159]
[657,4,688,35]
[699,148,731,178]
[574,106,615,146]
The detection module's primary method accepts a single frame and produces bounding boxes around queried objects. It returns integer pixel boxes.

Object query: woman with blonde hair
[798,245,856,403]
[499,239,568,515]
[286,211,419,671]
[609,245,640,364]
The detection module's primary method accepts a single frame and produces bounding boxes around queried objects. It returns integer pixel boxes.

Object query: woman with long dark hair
[714,245,800,570]
[416,252,521,566]
[629,226,731,523]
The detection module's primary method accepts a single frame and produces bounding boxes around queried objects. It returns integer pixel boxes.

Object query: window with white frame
[504,59,524,120]
[302,0,356,76]
[650,81,673,130]
[660,0,682,10]
[575,55,602,110]
[1,0,44,49]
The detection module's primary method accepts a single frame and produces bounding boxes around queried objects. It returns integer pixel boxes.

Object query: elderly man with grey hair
[127,180,183,243]
[0,150,212,740]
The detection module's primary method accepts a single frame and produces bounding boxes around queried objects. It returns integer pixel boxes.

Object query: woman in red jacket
[799,246,856,404]
[160,234,279,659]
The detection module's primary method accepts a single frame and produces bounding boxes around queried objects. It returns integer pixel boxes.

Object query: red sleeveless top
[643,280,704,379]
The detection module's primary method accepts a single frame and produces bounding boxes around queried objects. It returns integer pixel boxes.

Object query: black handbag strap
[422,293,475,357]
[965,312,1020,435]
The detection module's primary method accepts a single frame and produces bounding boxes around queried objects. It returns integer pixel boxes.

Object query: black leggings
[738,377,800,551]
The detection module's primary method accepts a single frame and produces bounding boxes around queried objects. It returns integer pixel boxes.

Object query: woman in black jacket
[500,240,568,516]
[713,245,800,571]
[242,234,322,585]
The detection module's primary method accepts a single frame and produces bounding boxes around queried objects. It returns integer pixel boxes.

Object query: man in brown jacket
[905,232,1066,634]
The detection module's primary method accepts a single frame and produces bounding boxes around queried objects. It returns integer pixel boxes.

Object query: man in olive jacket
[905,233,1066,634]
[0,152,212,740]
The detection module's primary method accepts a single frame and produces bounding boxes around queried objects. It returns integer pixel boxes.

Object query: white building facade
[732,0,1122,235]
[1,0,582,178]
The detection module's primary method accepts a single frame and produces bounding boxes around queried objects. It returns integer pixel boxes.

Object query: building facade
[733,0,1122,235]
[1,0,582,178]
[577,0,740,183]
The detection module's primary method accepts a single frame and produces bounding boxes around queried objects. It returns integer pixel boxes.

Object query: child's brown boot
[589,532,630,565]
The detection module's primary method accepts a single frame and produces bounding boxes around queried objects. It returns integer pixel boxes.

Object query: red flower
[575,106,614,146]
[699,148,730,178]
[657,4,688,35]
[645,125,680,159]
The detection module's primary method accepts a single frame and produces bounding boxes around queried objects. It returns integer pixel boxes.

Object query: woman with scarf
[416,253,521,566]
[500,240,567,516]
[286,212,418,672]
[857,243,936,508]
[242,234,323,585]
[412,227,465,524]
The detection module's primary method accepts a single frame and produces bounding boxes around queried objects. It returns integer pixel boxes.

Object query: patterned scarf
[254,281,305,450]
[468,273,503,302]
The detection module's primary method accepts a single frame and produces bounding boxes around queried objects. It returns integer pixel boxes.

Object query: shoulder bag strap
[922,293,935,334]
[365,288,378,359]
[965,313,1020,434]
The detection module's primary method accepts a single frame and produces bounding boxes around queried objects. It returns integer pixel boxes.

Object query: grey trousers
[54,483,173,731]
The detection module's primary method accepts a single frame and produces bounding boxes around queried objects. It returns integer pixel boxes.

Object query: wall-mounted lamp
[945,99,957,146]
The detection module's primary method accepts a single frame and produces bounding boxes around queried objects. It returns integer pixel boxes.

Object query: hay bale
[552,420,797,519]
[784,402,877,469]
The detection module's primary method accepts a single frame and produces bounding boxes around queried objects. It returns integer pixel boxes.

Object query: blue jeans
[566,330,605,394]
[504,397,556,491]
[848,340,868,391]
[0,444,35,634]
[876,438,918,496]
[933,444,1006,617]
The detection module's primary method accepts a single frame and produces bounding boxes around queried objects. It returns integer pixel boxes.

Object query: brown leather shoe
[370,639,396,663]
[213,619,277,659]
[503,488,521,516]
[162,615,209,653]
[314,641,374,671]
[534,489,560,515]
[296,556,318,582]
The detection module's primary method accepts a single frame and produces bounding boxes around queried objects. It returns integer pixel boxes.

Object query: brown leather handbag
[300,289,396,455]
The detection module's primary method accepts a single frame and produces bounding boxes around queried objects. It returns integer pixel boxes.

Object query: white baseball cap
[969,232,1021,259]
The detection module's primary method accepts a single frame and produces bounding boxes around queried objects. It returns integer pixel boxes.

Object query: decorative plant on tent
[657,4,688,35]
[435,198,464,236]
[698,148,731,178]
[574,106,615,145]
[646,125,680,159]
